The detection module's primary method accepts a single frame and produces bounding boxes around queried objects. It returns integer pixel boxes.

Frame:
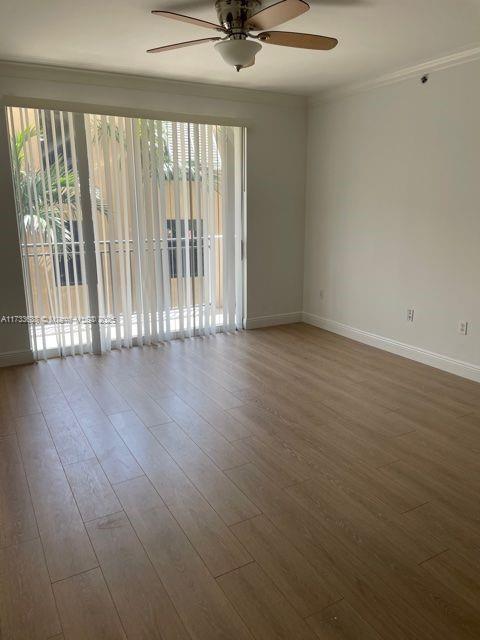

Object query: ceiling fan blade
[259,31,338,50]
[151,10,226,32]
[246,0,309,31]
[147,37,222,54]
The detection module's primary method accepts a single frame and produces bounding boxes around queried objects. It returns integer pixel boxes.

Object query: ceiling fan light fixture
[215,38,262,71]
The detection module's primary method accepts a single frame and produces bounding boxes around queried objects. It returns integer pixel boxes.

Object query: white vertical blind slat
[117,117,134,347]
[85,113,110,352]
[33,109,64,354]
[12,109,46,358]
[59,113,84,352]
[49,110,75,355]
[7,108,35,355]
[192,124,204,335]
[205,125,216,334]
[68,111,92,353]
[171,122,185,337]
[40,109,67,355]
[20,107,49,360]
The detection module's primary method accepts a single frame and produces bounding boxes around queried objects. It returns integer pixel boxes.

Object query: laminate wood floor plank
[384,428,480,491]
[48,357,86,400]
[225,463,445,640]
[420,549,480,611]
[239,343,386,415]
[231,514,341,617]
[357,376,472,418]
[286,481,480,639]
[0,406,15,436]
[155,350,244,411]
[109,410,200,504]
[232,436,307,488]
[0,434,38,548]
[230,403,425,513]
[2,365,40,417]
[400,500,480,553]
[69,357,130,415]
[53,567,127,640]
[0,538,61,640]
[276,404,402,470]
[67,386,109,429]
[115,476,254,640]
[15,413,97,582]
[378,459,480,520]
[64,458,122,522]
[107,372,172,427]
[27,361,62,399]
[80,416,144,485]
[146,366,250,441]
[153,394,248,469]
[306,599,384,640]
[87,512,191,640]
[242,328,367,387]
[38,394,96,466]
[171,346,251,394]
[111,412,253,576]
[166,489,254,577]
[173,340,253,392]
[217,562,317,640]
[151,422,260,525]
[287,477,443,569]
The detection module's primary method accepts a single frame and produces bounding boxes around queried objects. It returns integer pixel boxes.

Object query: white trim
[246,312,302,330]
[302,313,480,384]
[310,44,480,106]
[0,60,306,109]
[0,348,34,367]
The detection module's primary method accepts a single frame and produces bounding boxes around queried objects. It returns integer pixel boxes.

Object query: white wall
[0,62,307,359]
[304,59,480,373]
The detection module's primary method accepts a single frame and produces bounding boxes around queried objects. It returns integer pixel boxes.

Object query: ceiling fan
[147,0,338,71]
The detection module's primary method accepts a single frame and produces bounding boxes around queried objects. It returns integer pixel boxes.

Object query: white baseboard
[246,312,303,330]
[302,312,480,383]
[0,348,34,368]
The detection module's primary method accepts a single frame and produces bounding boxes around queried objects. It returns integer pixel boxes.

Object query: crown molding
[309,44,480,107]
[0,59,307,109]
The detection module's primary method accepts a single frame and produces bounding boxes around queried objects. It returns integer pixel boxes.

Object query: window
[7,107,245,358]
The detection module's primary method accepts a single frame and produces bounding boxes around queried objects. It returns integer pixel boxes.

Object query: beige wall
[0,111,31,361]
[0,61,308,358]
[304,58,480,372]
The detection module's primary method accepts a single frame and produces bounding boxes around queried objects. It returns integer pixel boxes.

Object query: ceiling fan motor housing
[215,0,261,30]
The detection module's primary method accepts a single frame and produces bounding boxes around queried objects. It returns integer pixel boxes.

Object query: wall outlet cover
[458,321,469,336]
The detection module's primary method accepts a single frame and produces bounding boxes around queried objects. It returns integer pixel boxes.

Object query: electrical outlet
[458,321,469,336]
[407,309,415,322]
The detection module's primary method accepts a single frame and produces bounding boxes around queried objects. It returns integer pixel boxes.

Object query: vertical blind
[7,106,245,359]
[7,107,92,359]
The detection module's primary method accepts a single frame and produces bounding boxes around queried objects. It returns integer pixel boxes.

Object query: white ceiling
[1,0,480,95]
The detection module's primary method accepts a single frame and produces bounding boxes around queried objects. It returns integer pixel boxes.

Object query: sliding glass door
[6,106,245,359]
